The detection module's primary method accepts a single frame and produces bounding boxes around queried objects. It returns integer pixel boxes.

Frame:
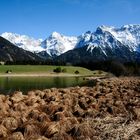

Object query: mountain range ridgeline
[0,24,140,64]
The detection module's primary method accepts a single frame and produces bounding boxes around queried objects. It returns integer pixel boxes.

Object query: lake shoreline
[0,73,88,77]
[0,77,139,139]
[0,73,106,79]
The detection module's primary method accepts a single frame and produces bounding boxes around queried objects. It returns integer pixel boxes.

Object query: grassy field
[0,65,94,75]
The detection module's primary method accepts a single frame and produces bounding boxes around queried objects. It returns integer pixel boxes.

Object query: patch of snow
[1,32,44,53]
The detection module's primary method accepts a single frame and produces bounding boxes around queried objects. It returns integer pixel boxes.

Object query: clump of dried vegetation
[0,77,139,140]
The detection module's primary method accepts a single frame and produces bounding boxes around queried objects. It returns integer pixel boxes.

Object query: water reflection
[0,76,88,94]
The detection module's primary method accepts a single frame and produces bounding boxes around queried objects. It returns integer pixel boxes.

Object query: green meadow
[0,65,94,75]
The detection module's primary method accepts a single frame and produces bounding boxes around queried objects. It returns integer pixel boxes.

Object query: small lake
[0,76,93,95]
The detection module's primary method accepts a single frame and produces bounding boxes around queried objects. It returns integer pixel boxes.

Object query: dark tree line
[76,60,140,76]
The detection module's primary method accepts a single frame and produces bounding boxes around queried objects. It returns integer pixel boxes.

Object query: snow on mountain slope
[1,24,140,58]
[41,32,78,56]
[1,32,78,56]
[98,25,139,51]
[76,24,140,53]
[1,32,44,53]
[76,31,92,48]
[76,26,123,56]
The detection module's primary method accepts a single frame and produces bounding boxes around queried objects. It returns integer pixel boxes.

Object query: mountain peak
[42,32,78,56]
[1,32,44,53]
[1,32,30,39]
[85,31,92,34]
[77,24,140,54]
[51,32,62,38]
[1,32,19,39]
[122,24,140,29]
[96,25,115,34]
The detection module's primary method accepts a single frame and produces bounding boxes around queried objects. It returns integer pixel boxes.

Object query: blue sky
[0,0,140,39]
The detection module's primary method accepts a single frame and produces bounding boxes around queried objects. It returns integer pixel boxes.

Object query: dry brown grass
[0,77,139,139]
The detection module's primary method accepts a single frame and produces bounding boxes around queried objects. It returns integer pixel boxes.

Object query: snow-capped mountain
[41,32,78,56]
[57,24,140,63]
[1,32,44,53]
[77,24,140,54]
[1,24,140,60]
[1,32,78,57]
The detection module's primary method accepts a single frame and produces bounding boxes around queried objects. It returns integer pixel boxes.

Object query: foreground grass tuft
[0,77,139,139]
